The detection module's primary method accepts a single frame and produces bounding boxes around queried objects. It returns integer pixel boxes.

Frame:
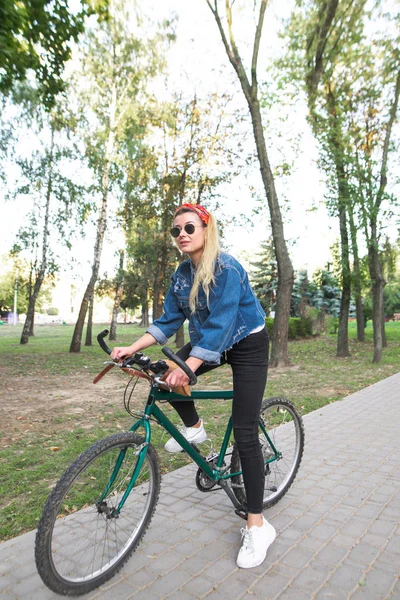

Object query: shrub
[265,317,312,340]
[47,307,59,316]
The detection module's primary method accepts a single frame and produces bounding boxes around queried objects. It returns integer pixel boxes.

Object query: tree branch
[306,0,339,97]
[206,0,252,104]
[251,0,268,94]
[376,68,400,210]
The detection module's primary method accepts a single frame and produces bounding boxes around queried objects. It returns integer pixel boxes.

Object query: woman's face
[173,212,206,263]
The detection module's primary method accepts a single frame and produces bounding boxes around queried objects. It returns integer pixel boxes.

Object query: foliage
[265,317,312,339]
[249,240,277,316]
[0,256,53,314]
[121,91,235,317]
[0,0,108,109]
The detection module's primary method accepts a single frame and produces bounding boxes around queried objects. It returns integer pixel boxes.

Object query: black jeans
[170,328,269,514]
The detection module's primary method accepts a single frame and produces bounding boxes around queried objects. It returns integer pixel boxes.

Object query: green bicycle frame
[112,387,280,513]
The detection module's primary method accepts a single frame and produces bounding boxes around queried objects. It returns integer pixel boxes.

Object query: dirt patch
[0,366,149,447]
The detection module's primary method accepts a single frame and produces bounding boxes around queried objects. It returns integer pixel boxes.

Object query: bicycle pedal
[234,508,248,520]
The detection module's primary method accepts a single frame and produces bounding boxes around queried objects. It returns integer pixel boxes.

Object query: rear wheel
[35,432,160,596]
[231,397,304,509]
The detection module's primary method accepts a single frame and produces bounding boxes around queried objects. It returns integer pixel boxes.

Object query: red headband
[175,203,210,225]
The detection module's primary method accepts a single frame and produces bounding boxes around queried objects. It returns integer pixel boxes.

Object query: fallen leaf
[49,446,60,451]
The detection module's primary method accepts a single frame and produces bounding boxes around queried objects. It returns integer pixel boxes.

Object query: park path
[1,373,399,600]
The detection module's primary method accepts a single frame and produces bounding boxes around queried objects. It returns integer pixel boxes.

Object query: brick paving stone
[129,588,159,600]
[209,569,258,598]
[145,550,185,576]
[124,567,158,589]
[327,564,366,591]
[143,569,190,596]
[191,540,231,562]
[289,562,331,592]
[338,518,371,538]
[142,541,171,557]
[385,534,400,556]
[346,542,381,567]
[180,574,216,597]
[178,554,210,576]
[201,557,236,583]
[314,542,349,566]
[89,582,137,600]
[350,568,398,600]
[281,546,315,569]
[166,590,197,599]
[307,522,338,541]
[314,584,349,599]
[368,519,397,538]
[275,585,317,600]
[251,565,298,598]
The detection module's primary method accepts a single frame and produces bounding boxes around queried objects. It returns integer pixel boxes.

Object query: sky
[0,0,339,282]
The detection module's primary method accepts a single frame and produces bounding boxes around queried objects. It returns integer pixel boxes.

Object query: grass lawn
[0,321,399,540]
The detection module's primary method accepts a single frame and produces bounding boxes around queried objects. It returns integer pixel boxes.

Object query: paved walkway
[1,374,399,600]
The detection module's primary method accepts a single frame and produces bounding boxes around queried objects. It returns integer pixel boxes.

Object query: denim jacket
[147,252,266,364]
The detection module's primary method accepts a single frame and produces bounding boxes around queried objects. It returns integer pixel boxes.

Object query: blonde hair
[174,207,221,312]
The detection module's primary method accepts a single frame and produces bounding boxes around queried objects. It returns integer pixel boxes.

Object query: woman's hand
[165,367,190,388]
[110,346,133,362]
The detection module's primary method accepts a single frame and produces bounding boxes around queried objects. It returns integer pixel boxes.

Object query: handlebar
[97,329,112,355]
[96,329,197,385]
[162,347,197,385]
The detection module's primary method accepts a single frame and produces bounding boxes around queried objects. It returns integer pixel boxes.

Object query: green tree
[10,107,87,343]
[69,1,174,352]
[285,0,399,363]
[249,240,277,316]
[121,91,234,326]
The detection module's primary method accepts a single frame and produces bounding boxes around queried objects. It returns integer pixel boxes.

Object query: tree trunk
[85,294,94,346]
[336,196,351,358]
[140,303,149,328]
[347,205,365,342]
[249,106,294,367]
[109,250,125,341]
[368,222,386,363]
[152,256,164,321]
[20,274,45,344]
[381,303,387,348]
[70,86,116,353]
[207,0,294,367]
[175,325,185,348]
[20,125,54,345]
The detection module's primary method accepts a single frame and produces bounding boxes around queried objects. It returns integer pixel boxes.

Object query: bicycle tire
[35,431,160,596]
[230,397,304,510]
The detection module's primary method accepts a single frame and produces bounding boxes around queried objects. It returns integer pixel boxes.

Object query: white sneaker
[164,419,207,453]
[236,516,276,569]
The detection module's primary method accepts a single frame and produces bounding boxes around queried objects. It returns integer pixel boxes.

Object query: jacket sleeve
[189,266,243,363]
[146,282,186,344]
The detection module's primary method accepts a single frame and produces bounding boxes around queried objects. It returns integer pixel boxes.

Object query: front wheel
[35,432,160,596]
[231,397,304,510]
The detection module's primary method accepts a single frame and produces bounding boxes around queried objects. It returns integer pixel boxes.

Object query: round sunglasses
[170,223,205,238]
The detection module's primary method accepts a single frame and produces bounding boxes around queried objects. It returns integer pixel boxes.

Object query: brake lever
[154,377,172,391]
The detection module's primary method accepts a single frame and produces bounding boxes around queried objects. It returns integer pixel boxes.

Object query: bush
[47,307,59,316]
[265,316,312,340]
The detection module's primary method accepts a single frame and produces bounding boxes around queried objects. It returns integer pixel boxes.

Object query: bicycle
[35,329,305,596]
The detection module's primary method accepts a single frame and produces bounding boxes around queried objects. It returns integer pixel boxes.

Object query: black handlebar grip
[97,329,112,355]
[162,346,197,385]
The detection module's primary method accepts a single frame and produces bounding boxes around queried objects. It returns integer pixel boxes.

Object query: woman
[111,203,276,569]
